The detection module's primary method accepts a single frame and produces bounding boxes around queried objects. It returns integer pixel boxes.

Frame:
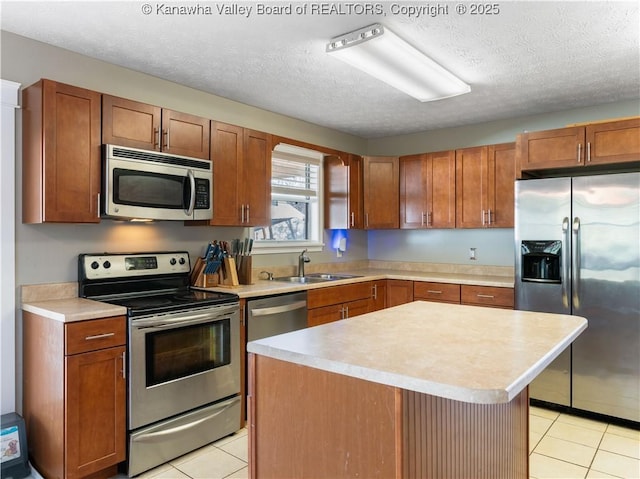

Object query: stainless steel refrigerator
[515,172,639,422]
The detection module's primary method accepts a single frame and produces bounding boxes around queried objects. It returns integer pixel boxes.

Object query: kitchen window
[252,144,324,253]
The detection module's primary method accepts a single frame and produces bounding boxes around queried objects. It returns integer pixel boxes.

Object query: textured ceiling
[2,1,639,139]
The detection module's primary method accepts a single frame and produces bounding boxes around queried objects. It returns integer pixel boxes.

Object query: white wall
[1,79,20,414]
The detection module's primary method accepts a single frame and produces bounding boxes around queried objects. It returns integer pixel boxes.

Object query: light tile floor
[29,407,640,479]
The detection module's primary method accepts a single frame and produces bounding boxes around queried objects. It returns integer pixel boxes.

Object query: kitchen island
[247,301,587,479]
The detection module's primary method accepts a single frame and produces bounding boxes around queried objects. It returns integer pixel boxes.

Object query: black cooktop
[78,251,238,317]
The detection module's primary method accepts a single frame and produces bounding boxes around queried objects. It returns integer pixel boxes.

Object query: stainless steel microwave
[102,144,212,221]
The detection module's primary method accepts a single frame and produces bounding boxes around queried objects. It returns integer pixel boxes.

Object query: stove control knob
[91,261,99,270]
[170,258,177,265]
[179,257,186,265]
[103,261,111,269]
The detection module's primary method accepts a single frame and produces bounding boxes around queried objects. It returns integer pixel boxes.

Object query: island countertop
[247,301,587,404]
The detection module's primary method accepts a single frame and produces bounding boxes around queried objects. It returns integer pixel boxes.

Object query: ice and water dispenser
[520,240,562,283]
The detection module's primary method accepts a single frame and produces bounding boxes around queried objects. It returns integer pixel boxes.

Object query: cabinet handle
[577,143,582,163]
[365,213,369,228]
[487,209,492,225]
[246,204,250,223]
[241,204,245,223]
[84,332,115,341]
[481,210,486,226]
[121,351,126,379]
[427,211,432,227]
[344,305,349,319]
[587,142,591,162]
[421,211,425,227]
[372,284,378,300]
[427,290,442,294]
[476,294,495,299]
[163,129,170,150]
[350,211,354,227]
[154,127,160,149]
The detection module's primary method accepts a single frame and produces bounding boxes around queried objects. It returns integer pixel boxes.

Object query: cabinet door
[66,346,126,479]
[455,146,487,228]
[518,127,585,171]
[369,280,387,312]
[427,150,456,228]
[344,298,370,319]
[486,143,515,228]
[400,154,427,229]
[386,280,414,308]
[586,118,640,165]
[461,285,514,309]
[102,95,161,151]
[308,304,344,327]
[414,282,460,304]
[324,154,350,229]
[243,129,272,226]
[211,122,244,225]
[161,109,210,159]
[348,155,364,229]
[23,80,102,223]
[363,156,399,229]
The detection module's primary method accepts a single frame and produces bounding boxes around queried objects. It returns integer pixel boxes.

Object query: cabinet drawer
[461,285,514,309]
[414,282,460,304]
[65,316,126,355]
[307,282,372,309]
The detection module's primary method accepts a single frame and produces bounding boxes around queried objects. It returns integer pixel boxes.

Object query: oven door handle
[132,310,233,330]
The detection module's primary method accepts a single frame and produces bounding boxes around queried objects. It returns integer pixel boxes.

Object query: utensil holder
[219,257,239,287]
[238,256,253,285]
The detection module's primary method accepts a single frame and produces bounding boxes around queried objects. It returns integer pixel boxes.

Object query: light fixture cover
[326,24,470,102]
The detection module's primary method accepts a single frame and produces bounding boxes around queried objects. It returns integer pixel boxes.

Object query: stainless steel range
[79,251,241,477]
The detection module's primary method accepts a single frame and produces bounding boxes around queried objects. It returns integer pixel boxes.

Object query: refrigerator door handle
[572,217,581,309]
[562,217,570,308]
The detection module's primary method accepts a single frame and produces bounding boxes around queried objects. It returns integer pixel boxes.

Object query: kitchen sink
[272,273,362,284]
[272,276,331,284]
[305,273,362,280]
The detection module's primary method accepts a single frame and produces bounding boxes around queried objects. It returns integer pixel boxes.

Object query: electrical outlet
[469,248,477,260]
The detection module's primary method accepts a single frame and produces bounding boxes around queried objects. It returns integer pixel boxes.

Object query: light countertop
[22,298,127,323]
[201,268,514,298]
[247,301,587,405]
[21,268,513,321]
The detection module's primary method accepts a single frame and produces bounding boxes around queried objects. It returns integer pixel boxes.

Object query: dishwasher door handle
[250,300,308,317]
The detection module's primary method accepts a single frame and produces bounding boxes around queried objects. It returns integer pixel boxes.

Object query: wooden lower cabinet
[461,285,514,309]
[249,354,529,479]
[386,280,414,307]
[23,313,126,479]
[369,280,386,311]
[414,282,461,304]
[307,282,373,326]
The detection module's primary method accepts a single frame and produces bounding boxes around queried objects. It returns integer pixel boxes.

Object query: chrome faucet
[298,249,310,277]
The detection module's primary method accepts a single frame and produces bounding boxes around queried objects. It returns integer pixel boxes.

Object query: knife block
[219,257,239,287]
[238,256,252,285]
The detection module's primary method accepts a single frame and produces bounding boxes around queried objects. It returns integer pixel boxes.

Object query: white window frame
[251,144,325,254]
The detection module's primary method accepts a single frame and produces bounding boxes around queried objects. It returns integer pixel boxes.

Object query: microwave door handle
[184,169,196,217]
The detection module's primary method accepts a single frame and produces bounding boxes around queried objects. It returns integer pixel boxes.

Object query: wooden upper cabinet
[209,122,271,226]
[210,121,243,226]
[486,143,516,228]
[102,95,210,159]
[22,79,102,224]
[586,118,640,164]
[400,150,455,229]
[456,143,515,228]
[243,129,272,227]
[363,156,399,229]
[324,153,364,229]
[518,117,639,172]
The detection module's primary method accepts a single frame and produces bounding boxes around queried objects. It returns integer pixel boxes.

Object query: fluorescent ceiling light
[326,24,471,102]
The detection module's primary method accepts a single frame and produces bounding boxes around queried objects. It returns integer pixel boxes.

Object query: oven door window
[114,168,188,209]
[145,319,231,387]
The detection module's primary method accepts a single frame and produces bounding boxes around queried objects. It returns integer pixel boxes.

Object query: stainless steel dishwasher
[247,291,308,341]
